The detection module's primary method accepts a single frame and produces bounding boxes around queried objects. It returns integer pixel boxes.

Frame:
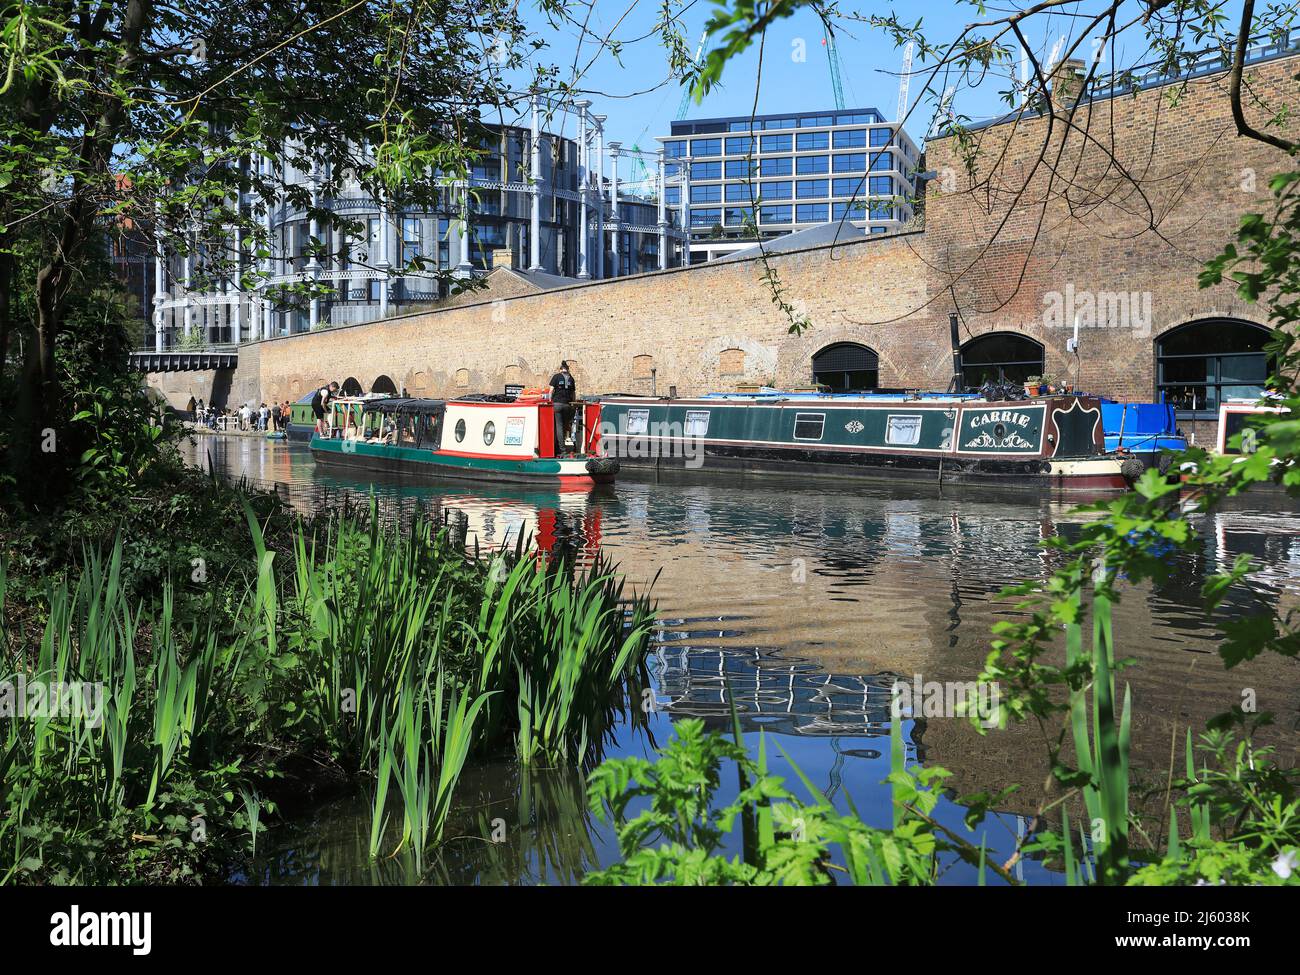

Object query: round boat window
[454,419,466,442]
[483,421,496,446]
[993,422,1007,439]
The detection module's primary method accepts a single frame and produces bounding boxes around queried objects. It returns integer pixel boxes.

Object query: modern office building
[148,101,684,348]
[659,107,922,263]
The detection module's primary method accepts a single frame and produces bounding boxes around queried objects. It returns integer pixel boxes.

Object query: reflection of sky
[191,438,1296,885]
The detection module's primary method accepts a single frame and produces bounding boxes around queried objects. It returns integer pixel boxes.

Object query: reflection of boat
[597,392,1131,491]
[290,447,609,559]
[311,394,619,488]
[428,486,605,557]
[1101,401,1187,469]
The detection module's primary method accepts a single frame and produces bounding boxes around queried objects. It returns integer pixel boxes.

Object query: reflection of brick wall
[151,54,1296,426]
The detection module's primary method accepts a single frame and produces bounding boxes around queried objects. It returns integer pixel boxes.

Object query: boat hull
[286,422,314,443]
[311,438,616,489]
[603,441,1128,491]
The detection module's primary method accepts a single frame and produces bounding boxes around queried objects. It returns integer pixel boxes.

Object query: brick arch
[405,369,430,395]
[718,348,746,375]
[811,341,881,392]
[340,376,363,396]
[371,374,399,395]
[789,325,886,384]
[1149,309,1271,343]
[1153,316,1273,414]
[959,331,1045,387]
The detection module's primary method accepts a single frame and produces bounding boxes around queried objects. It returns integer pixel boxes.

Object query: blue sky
[497,0,1266,190]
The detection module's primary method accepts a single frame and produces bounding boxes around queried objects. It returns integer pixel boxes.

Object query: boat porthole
[993,422,1007,439]
[454,419,466,443]
[483,421,496,446]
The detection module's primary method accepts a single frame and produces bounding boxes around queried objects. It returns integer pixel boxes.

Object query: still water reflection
[185,436,1300,885]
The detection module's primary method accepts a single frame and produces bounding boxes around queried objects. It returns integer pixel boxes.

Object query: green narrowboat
[594,392,1133,491]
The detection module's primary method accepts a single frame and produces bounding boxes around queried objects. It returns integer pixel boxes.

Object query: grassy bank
[0,465,654,884]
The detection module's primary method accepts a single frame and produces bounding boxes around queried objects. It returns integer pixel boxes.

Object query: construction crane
[675,30,709,121]
[626,144,654,192]
[822,30,845,111]
[926,85,956,140]
[895,40,914,122]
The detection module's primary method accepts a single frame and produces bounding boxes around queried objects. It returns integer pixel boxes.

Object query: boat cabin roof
[359,397,447,416]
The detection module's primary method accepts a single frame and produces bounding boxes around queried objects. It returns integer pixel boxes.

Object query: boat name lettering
[968,411,1033,429]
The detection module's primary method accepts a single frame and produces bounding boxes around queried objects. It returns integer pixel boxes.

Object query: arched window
[371,374,398,395]
[812,342,878,392]
[340,377,363,396]
[1156,319,1271,416]
[960,333,1044,388]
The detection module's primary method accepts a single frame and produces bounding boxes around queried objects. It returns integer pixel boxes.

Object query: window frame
[792,412,827,441]
[885,414,923,446]
[683,410,711,438]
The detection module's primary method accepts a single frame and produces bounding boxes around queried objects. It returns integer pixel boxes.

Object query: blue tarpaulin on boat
[1101,401,1184,453]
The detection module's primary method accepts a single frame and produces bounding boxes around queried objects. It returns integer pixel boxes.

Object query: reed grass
[0,498,655,883]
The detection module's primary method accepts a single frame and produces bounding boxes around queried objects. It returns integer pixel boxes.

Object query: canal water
[183,436,1300,885]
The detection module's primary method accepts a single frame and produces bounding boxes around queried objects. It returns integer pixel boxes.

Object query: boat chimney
[947,313,964,392]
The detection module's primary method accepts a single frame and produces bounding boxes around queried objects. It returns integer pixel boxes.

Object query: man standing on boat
[312,381,339,436]
[549,361,576,456]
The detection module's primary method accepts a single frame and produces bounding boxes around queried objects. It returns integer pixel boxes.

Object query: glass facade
[159,113,696,343]
[759,157,793,176]
[663,106,920,250]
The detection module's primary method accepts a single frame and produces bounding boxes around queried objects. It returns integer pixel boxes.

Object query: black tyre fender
[1120,457,1146,483]
[586,457,620,476]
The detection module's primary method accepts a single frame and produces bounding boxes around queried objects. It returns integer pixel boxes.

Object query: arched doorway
[960,332,1044,389]
[340,377,363,396]
[1156,318,1271,416]
[812,342,879,392]
[371,374,398,395]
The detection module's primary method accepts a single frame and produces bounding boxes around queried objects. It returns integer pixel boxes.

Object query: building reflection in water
[652,641,897,738]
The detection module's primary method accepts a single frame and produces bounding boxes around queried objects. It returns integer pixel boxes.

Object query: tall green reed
[2,496,655,882]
